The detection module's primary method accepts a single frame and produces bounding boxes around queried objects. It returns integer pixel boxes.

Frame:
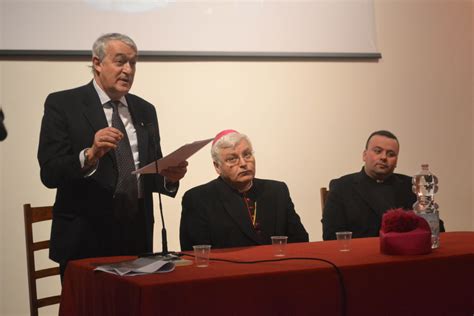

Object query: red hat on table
[380,209,432,255]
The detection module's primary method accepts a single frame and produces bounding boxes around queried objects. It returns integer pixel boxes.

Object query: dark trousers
[60,199,147,280]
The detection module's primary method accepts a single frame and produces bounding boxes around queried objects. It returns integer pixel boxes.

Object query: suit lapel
[392,175,411,208]
[353,171,386,217]
[81,87,150,167]
[125,96,149,167]
[81,82,116,165]
[79,83,152,183]
[354,170,406,217]
[82,83,108,131]
[214,178,262,244]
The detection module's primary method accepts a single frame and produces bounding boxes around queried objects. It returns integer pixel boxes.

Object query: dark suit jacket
[322,169,417,240]
[180,177,309,251]
[0,109,7,141]
[38,81,176,264]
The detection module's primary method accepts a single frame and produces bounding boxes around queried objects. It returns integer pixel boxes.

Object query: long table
[60,232,474,316]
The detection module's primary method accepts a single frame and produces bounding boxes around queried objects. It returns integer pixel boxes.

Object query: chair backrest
[320,187,329,213]
[23,204,61,316]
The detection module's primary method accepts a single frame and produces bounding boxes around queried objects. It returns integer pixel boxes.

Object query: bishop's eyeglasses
[223,151,254,166]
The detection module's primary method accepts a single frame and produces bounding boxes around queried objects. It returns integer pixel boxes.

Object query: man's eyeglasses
[223,152,254,166]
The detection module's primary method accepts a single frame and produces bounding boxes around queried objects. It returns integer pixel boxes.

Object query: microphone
[0,109,7,141]
[142,122,178,259]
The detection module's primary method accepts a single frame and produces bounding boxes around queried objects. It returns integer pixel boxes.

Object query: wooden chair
[23,204,61,316]
[320,187,329,213]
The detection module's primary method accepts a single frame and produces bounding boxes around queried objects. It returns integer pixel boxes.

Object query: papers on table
[133,138,213,174]
[94,257,175,276]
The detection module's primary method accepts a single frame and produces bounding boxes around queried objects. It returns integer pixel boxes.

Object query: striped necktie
[110,101,138,219]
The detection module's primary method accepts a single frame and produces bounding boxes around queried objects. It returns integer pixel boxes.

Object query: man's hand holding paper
[161,160,188,183]
[133,138,213,178]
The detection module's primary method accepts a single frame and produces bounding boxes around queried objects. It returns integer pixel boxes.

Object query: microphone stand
[158,192,168,255]
[139,123,181,261]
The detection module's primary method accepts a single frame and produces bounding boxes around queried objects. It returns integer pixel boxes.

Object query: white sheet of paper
[94,257,175,276]
[133,138,213,174]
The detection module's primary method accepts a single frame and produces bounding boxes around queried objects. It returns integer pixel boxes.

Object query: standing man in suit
[322,130,444,240]
[180,130,308,251]
[38,33,188,278]
[0,108,7,141]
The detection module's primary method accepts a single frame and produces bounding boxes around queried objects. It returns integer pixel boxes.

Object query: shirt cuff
[80,148,98,177]
[163,177,178,193]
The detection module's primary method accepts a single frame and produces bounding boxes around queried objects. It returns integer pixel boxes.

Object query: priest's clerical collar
[219,177,255,195]
[241,182,257,200]
[237,181,254,195]
[361,168,394,184]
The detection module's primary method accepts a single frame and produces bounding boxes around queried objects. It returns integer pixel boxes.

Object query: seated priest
[321,130,445,240]
[180,129,309,251]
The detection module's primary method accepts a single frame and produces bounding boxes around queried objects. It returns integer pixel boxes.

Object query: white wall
[472,0,474,232]
[0,62,4,314]
[0,1,472,315]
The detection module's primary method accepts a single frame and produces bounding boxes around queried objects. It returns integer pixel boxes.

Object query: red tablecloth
[60,232,474,316]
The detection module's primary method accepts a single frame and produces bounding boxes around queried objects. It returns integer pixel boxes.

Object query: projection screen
[0,0,380,58]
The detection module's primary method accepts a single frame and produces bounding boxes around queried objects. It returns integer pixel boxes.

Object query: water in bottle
[412,164,440,248]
